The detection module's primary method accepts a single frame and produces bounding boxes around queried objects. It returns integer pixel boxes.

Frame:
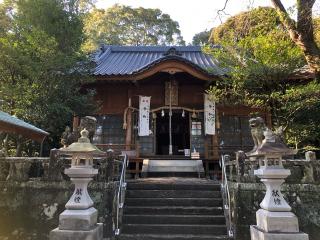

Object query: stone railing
[0,149,122,182]
[225,151,320,184]
[0,157,50,181]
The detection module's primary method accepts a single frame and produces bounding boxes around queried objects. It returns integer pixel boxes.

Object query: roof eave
[94,57,222,81]
[0,120,49,143]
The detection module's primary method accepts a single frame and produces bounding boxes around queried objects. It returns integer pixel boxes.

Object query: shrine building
[80,45,271,177]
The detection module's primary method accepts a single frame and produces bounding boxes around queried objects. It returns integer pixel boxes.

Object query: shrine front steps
[117,179,229,240]
[141,159,205,178]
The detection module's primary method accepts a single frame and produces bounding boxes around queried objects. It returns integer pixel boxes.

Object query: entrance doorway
[156,111,190,155]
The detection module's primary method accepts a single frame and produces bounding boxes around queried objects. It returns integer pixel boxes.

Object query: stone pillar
[50,129,104,240]
[249,130,309,240]
[6,159,31,181]
[236,151,246,181]
[305,151,316,161]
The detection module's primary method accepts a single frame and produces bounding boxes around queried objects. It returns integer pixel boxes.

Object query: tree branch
[215,0,231,23]
[271,0,320,76]
[270,0,300,41]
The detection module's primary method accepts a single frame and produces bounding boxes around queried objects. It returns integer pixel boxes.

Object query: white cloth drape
[138,96,151,136]
[204,94,215,135]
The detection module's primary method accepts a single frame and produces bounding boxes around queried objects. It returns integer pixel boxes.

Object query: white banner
[139,96,151,136]
[204,94,215,135]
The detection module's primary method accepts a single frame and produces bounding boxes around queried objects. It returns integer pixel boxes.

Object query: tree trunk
[271,0,320,79]
[15,135,23,157]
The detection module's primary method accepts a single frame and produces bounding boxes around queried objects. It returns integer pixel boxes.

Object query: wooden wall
[93,72,271,127]
[94,72,207,115]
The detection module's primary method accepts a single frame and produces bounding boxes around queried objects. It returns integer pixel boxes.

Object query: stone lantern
[50,129,106,240]
[249,129,309,240]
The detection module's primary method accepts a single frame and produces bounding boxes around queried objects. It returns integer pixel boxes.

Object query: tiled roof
[0,110,49,142]
[93,45,224,76]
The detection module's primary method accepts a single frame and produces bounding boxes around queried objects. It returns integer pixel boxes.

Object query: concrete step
[117,233,229,240]
[123,206,224,215]
[142,160,205,175]
[147,160,203,167]
[147,155,191,159]
[145,172,203,178]
[121,224,227,235]
[148,166,198,172]
[126,190,221,198]
[127,183,221,191]
[125,197,222,207]
[123,214,226,225]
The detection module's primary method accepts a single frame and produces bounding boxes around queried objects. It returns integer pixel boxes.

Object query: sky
[96,0,320,44]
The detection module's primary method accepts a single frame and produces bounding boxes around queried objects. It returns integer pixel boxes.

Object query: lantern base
[50,223,103,240]
[256,209,299,233]
[250,225,308,240]
[59,207,98,231]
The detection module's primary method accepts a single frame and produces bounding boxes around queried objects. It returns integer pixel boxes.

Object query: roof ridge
[102,45,202,52]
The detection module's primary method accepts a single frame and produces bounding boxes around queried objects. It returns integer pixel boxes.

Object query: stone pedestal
[250,166,309,240]
[256,209,299,233]
[59,207,98,231]
[50,223,103,240]
[250,225,309,240]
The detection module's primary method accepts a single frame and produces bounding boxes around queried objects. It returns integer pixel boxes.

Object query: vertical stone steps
[117,178,229,240]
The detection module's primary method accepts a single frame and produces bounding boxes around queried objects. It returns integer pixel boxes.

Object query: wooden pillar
[212,108,220,159]
[266,110,272,129]
[72,115,80,131]
[125,96,132,150]
[204,137,209,159]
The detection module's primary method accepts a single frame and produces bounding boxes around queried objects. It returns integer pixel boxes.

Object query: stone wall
[0,153,121,240]
[226,157,320,240]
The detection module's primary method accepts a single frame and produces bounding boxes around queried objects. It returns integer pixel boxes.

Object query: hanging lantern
[192,109,197,119]
[152,112,157,119]
[161,109,165,117]
[182,109,185,118]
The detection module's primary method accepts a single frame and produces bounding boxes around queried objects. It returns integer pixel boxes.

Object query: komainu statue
[60,116,97,148]
[79,116,97,140]
[247,117,267,155]
[60,126,77,148]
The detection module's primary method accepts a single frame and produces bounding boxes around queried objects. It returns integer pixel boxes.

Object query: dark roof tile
[93,45,224,76]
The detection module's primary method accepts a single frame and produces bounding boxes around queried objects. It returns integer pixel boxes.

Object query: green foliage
[206,31,304,103]
[16,0,85,54]
[206,7,320,150]
[192,30,211,45]
[0,0,14,36]
[82,4,185,52]
[211,7,283,44]
[0,0,97,156]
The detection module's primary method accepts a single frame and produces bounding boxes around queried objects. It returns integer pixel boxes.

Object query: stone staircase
[117,178,229,240]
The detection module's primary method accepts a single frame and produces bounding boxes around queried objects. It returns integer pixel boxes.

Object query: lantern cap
[60,128,106,156]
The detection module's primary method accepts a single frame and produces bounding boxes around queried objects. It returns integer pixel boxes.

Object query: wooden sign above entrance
[165,80,178,106]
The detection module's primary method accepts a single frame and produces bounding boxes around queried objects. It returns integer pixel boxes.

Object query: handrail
[115,154,128,235]
[220,154,234,238]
